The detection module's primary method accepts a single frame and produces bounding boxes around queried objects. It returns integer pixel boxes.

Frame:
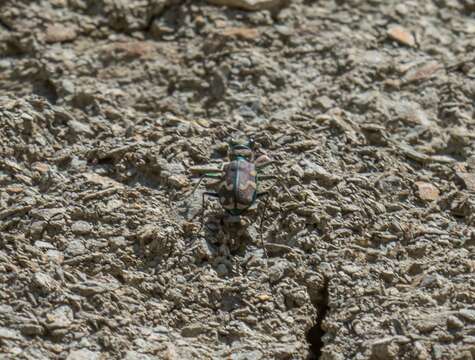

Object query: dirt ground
[0,0,474,359]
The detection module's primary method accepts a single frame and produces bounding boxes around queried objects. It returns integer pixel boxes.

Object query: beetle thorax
[229,148,253,161]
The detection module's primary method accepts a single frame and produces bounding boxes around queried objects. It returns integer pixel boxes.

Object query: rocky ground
[0,0,474,359]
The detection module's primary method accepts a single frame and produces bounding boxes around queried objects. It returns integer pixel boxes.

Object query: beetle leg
[187,173,222,198]
[203,191,219,200]
[189,166,223,175]
[257,191,268,198]
[190,190,218,221]
[258,191,273,293]
[198,191,219,230]
[256,174,276,180]
[201,191,219,213]
[188,175,205,198]
[258,192,269,257]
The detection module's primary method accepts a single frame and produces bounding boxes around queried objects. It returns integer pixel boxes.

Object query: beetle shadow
[204,214,266,275]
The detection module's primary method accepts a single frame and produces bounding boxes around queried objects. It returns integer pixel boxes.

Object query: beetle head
[229,137,254,161]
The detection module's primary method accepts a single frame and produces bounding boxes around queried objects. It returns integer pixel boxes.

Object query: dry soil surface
[0,1,474,359]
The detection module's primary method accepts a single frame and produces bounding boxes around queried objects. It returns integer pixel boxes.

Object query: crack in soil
[307,283,329,359]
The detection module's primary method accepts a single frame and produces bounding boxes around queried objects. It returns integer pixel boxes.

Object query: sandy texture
[0,1,474,359]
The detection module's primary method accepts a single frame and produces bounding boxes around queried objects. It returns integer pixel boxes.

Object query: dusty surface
[0,1,474,359]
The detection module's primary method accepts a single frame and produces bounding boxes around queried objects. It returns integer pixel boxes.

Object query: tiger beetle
[188,138,276,292]
[189,138,274,224]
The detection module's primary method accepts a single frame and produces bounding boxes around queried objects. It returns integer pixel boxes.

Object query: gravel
[0,0,474,359]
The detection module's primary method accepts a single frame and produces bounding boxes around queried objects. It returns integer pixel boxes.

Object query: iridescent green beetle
[189,138,273,220]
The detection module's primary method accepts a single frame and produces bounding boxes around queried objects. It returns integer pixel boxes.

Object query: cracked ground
[0,0,474,359]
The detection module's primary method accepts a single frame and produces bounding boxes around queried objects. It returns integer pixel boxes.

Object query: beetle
[189,138,273,222]
[188,138,276,292]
